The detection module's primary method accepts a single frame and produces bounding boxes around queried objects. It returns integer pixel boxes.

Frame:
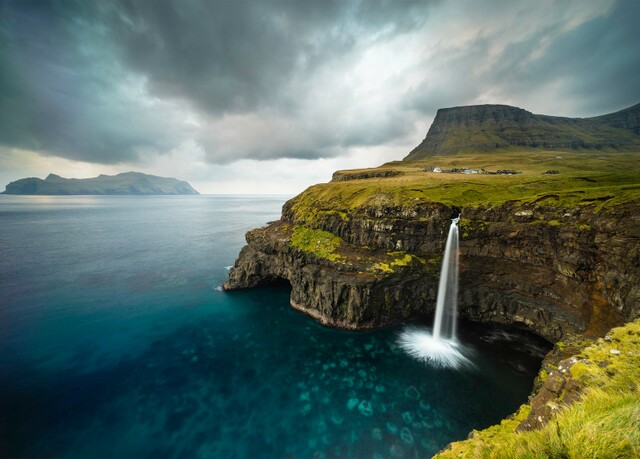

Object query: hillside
[405,103,640,160]
[2,172,199,195]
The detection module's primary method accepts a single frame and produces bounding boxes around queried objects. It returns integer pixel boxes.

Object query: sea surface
[0,195,550,458]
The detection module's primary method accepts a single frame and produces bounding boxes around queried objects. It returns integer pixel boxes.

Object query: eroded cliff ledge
[224,151,640,342]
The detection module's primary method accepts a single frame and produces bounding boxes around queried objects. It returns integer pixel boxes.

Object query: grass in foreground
[435,319,640,458]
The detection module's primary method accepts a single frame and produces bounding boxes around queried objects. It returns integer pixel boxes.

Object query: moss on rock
[290,225,344,262]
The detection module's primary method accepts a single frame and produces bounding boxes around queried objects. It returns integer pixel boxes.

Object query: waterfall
[397,215,471,369]
[432,216,459,341]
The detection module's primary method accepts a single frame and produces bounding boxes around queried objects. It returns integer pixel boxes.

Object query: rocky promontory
[2,172,199,195]
[225,146,639,342]
[224,177,639,342]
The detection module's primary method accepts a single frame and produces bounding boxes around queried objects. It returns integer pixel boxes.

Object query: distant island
[2,172,199,195]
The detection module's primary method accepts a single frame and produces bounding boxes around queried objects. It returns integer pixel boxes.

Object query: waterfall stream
[433,216,460,341]
[398,216,472,369]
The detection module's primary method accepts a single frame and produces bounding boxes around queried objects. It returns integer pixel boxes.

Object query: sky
[1,0,639,195]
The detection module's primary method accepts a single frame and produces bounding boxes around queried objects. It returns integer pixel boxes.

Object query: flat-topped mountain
[2,172,199,195]
[405,102,640,160]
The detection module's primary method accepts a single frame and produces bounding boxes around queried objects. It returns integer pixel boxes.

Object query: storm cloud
[105,0,435,115]
[0,0,639,180]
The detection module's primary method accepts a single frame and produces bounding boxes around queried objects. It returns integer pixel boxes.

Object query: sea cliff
[224,151,639,342]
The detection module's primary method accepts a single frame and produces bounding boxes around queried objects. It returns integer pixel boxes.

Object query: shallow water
[0,195,550,458]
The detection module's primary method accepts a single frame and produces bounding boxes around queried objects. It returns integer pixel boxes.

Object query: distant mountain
[404,102,640,160]
[2,172,199,195]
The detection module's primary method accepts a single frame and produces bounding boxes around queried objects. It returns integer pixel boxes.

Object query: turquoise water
[0,195,550,458]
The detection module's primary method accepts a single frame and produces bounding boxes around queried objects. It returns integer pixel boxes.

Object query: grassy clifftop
[288,150,640,226]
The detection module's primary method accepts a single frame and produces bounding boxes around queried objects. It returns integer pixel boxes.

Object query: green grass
[435,319,640,458]
[287,225,424,275]
[372,252,417,273]
[287,150,640,227]
[290,226,344,262]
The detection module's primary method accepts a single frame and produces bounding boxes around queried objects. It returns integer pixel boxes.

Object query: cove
[0,196,550,458]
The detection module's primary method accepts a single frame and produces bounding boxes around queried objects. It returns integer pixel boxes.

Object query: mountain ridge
[404,102,640,160]
[2,171,199,195]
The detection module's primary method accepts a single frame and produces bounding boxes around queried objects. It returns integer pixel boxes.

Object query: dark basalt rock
[331,170,402,182]
[224,199,639,342]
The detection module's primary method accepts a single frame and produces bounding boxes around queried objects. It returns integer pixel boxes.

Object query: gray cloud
[104,0,435,115]
[0,0,191,163]
[404,0,640,119]
[519,0,640,115]
[0,0,638,169]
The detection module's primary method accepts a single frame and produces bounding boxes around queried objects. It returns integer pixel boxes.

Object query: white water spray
[398,216,472,369]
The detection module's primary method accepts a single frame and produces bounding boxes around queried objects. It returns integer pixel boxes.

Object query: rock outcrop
[404,103,640,160]
[224,197,639,342]
[331,169,402,182]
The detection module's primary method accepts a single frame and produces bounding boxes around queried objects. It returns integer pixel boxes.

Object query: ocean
[0,195,549,458]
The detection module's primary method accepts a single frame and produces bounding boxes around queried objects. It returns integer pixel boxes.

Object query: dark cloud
[0,0,189,163]
[515,0,640,115]
[103,0,435,115]
[405,0,640,118]
[0,0,436,164]
[0,0,638,168]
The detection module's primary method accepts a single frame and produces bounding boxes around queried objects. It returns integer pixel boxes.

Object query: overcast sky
[1,0,639,194]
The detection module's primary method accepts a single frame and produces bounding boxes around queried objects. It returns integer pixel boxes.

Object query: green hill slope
[405,103,640,161]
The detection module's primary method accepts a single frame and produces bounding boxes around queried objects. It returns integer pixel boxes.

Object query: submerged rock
[404,386,420,400]
[357,400,373,417]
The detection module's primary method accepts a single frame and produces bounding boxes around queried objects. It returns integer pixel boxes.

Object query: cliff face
[404,103,640,160]
[225,196,639,342]
[225,202,453,329]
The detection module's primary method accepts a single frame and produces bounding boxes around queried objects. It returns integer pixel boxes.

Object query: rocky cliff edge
[224,151,640,342]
